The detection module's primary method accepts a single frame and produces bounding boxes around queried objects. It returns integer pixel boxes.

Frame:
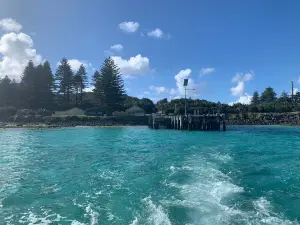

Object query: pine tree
[21,60,37,108]
[55,58,74,104]
[75,64,87,105]
[279,91,289,103]
[94,58,125,115]
[251,91,260,105]
[0,76,12,106]
[92,70,100,86]
[41,61,54,108]
[73,71,81,105]
[260,87,277,103]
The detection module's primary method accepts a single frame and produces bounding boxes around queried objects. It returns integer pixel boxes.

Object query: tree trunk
[80,87,83,105]
[75,87,78,105]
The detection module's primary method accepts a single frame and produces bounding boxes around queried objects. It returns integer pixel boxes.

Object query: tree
[41,61,54,108]
[138,98,155,114]
[55,58,74,104]
[94,58,125,115]
[251,91,260,105]
[0,76,12,106]
[156,98,168,112]
[278,91,289,103]
[260,87,277,103]
[92,70,100,86]
[21,60,37,108]
[74,64,87,105]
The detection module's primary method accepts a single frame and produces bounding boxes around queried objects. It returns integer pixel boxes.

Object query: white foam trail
[210,153,232,163]
[71,221,86,225]
[142,196,172,225]
[251,197,298,225]
[165,155,299,225]
[85,204,99,225]
[129,217,139,225]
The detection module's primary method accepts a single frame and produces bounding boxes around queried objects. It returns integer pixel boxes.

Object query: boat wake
[162,153,299,225]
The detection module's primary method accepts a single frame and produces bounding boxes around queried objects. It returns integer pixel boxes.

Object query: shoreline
[1,123,299,129]
[0,124,147,129]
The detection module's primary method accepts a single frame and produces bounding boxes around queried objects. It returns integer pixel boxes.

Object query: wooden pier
[148,114,226,131]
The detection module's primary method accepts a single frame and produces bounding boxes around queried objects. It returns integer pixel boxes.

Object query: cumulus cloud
[110,44,123,52]
[111,54,150,78]
[230,71,254,104]
[291,88,299,95]
[0,32,42,81]
[147,28,163,38]
[119,21,139,33]
[169,88,177,95]
[200,67,215,76]
[229,93,252,105]
[230,81,245,97]
[0,18,22,32]
[232,72,254,83]
[174,69,201,98]
[146,28,170,39]
[149,86,167,94]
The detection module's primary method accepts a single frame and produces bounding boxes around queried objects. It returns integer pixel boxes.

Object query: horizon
[1,0,300,104]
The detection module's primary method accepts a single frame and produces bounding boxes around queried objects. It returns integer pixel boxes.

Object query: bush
[36,109,53,116]
[0,106,17,121]
[16,109,35,116]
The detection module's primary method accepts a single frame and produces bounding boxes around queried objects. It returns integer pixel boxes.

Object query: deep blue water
[1,126,300,225]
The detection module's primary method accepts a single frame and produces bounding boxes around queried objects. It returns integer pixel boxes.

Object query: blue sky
[1,0,300,104]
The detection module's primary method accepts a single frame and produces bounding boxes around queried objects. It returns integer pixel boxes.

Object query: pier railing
[148,114,226,131]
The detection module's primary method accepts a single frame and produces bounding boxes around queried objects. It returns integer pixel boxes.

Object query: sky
[1,0,300,104]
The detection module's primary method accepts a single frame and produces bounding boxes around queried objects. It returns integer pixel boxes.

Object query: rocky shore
[0,115,149,128]
[1,113,300,129]
[226,112,300,126]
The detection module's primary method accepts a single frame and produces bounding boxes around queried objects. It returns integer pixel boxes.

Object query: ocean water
[1,126,300,225]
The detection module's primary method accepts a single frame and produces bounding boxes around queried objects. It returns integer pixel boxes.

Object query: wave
[164,154,299,225]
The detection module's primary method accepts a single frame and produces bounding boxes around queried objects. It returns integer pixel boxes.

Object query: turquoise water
[1,126,300,225]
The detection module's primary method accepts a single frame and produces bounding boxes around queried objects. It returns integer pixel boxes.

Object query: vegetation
[1,56,300,123]
[94,58,125,115]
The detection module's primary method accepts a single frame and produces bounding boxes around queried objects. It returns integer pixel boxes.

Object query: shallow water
[1,126,300,224]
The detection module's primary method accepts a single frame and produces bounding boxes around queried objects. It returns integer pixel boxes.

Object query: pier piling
[148,114,226,131]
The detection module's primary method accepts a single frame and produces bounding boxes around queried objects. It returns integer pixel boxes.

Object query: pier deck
[148,114,226,131]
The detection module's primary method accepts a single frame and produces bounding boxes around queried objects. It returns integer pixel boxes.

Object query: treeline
[0,57,146,115]
[1,57,300,116]
[155,87,300,114]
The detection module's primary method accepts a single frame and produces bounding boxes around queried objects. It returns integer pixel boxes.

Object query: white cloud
[230,71,254,97]
[230,71,254,104]
[200,67,215,76]
[56,59,91,72]
[119,21,139,33]
[149,86,167,94]
[169,88,177,95]
[146,28,171,39]
[84,86,94,92]
[68,59,88,71]
[0,18,22,32]
[297,76,300,84]
[232,72,254,83]
[291,88,299,95]
[143,91,150,95]
[110,44,123,52]
[230,81,244,97]
[0,32,42,81]
[147,28,163,38]
[174,69,201,98]
[229,93,252,105]
[111,54,150,78]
